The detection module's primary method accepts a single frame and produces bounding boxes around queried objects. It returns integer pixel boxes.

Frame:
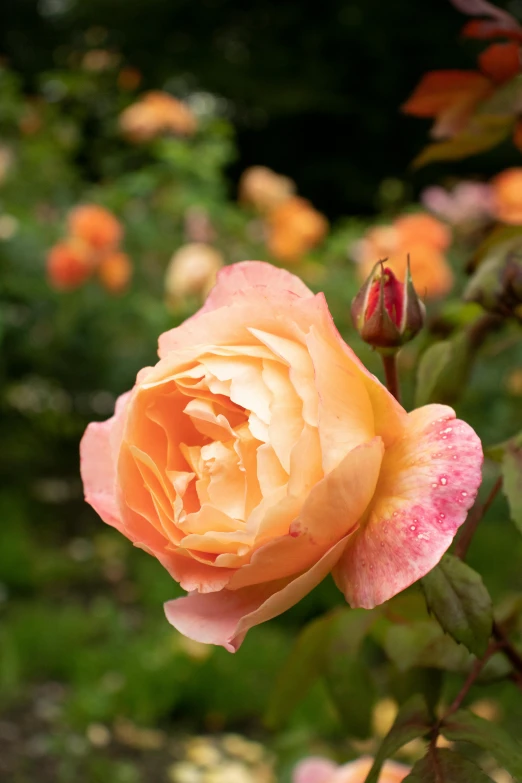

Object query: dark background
[2,0,518,218]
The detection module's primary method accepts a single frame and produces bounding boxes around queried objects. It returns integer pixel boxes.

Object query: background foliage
[2,2,522,782]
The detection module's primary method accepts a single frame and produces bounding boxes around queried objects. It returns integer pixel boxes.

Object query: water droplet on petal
[410,525,416,531]
[461,491,468,497]
[440,476,447,486]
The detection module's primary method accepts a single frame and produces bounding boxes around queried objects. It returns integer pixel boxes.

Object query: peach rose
[68,205,122,251]
[267,197,328,262]
[119,91,197,142]
[293,756,410,783]
[80,262,482,651]
[239,166,296,213]
[47,239,93,290]
[354,213,453,299]
[98,251,132,293]
[491,168,522,224]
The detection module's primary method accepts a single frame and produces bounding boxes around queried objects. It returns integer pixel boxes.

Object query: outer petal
[79,391,131,531]
[164,535,348,652]
[158,261,314,357]
[199,260,314,312]
[333,405,483,609]
[293,758,338,783]
[226,437,384,589]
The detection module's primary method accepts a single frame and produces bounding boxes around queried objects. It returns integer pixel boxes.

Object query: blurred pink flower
[421,182,494,227]
[293,756,410,783]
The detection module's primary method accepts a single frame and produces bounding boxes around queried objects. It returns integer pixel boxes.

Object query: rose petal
[217,437,384,589]
[333,405,483,609]
[198,260,314,314]
[79,391,130,531]
[164,535,349,651]
[292,757,338,783]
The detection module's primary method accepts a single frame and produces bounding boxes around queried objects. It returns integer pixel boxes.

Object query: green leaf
[415,332,474,407]
[421,555,493,657]
[389,667,443,717]
[502,443,522,534]
[441,709,522,780]
[323,610,378,738]
[265,608,379,731]
[362,696,431,783]
[264,608,341,729]
[403,748,494,782]
[412,115,513,168]
[384,621,472,673]
[477,74,522,117]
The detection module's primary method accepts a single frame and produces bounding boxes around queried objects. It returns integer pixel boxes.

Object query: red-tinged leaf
[402,71,491,117]
[476,74,522,116]
[463,19,522,42]
[403,748,494,782]
[441,710,522,779]
[479,42,522,85]
[412,115,513,167]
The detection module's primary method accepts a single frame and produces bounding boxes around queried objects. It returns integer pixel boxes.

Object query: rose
[293,756,410,783]
[80,261,483,651]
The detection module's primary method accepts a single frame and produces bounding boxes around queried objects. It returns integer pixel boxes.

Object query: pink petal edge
[164,535,349,652]
[334,404,483,609]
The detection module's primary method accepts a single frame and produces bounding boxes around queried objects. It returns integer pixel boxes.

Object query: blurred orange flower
[239,166,296,213]
[165,243,223,306]
[119,91,197,142]
[68,205,122,251]
[98,251,132,294]
[354,213,453,299]
[48,205,131,294]
[46,239,93,290]
[267,196,328,262]
[491,168,522,224]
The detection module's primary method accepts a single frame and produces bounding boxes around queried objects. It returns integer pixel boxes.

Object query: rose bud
[465,245,522,320]
[351,259,425,352]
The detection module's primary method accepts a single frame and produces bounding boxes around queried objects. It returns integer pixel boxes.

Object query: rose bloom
[80,261,482,651]
[68,205,123,252]
[47,239,93,290]
[98,251,133,294]
[239,166,296,214]
[354,213,453,299]
[267,197,329,262]
[491,168,522,224]
[165,243,224,306]
[293,756,410,783]
[119,91,197,142]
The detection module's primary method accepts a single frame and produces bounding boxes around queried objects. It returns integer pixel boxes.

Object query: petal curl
[226,437,384,589]
[198,260,314,314]
[164,536,348,652]
[333,405,483,609]
[79,391,131,531]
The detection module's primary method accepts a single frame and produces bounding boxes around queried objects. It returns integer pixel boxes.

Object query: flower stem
[381,352,401,403]
[454,475,502,560]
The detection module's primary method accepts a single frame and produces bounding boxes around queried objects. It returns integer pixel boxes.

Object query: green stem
[454,475,502,560]
[381,352,401,403]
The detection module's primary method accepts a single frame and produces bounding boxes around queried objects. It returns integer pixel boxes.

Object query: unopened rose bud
[351,259,425,352]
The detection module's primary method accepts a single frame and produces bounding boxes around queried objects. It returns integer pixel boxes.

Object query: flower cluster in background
[239,165,328,263]
[47,205,132,293]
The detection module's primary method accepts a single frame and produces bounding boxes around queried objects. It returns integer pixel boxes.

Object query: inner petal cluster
[120,334,322,569]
